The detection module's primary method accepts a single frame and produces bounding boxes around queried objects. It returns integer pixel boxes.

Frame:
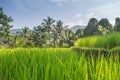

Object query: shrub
[74,32,120,49]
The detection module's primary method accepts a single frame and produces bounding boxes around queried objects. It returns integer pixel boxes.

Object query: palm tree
[21,27,33,47]
[32,25,48,47]
[21,27,30,42]
[75,28,84,38]
[41,16,55,33]
[22,27,30,37]
[0,7,13,47]
[52,20,67,47]
[64,28,75,47]
[40,17,55,46]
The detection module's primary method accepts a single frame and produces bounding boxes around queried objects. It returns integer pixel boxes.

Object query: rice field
[0,48,120,80]
[74,32,120,49]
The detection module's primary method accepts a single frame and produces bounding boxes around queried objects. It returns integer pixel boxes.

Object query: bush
[61,43,69,48]
[74,32,120,49]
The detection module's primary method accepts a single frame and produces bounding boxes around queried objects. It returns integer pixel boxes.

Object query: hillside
[10,29,22,35]
[70,25,85,33]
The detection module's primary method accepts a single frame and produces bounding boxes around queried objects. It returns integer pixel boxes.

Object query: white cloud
[89,1,120,18]
[50,0,82,6]
[86,12,95,18]
[65,19,85,28]
[77,20,84,24]
[86,1,120,25]
[50,0,67,6]
[76,14,82,19]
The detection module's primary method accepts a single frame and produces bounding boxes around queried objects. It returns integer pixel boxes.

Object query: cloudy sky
[0,0,120,29]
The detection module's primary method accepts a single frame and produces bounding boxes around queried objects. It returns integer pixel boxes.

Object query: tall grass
[74,32,120,49]
[0,48,120,80]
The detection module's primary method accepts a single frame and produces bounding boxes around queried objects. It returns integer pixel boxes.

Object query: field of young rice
[0,48,120,80]
[74,32,120,49]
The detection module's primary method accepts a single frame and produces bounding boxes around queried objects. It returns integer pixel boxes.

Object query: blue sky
[0,0,120,29]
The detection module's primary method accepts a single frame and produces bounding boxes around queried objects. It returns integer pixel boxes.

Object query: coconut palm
[52,20,67,47]
[21,27,33,47]
[22,27,30,37]
[32,25,49,47]
[41,16,55,33]
[64,28,75,47]
[75,28,84,38]
[0,7,13,47]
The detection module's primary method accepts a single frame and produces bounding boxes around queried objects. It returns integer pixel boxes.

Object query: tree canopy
[0,7,120,48]
[0,7,13,47]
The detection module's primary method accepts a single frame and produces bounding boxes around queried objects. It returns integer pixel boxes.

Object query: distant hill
[10,29,22,35]
[10,25,85,35]
[70,25,85,33]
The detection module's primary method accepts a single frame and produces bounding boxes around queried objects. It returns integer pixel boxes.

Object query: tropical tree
[52,20,67,47]
[0,7,13,47]
[84,18,99,36]
[20,27,34,47]
[114,17,120,32]
[32,25,49,47]
[40,17,55,45]
[64,28,75,47]
[12,31,22,47]
[21,27,31,41]
[75,28,84,38]
[99,18,113,34]
[41,16,55,33]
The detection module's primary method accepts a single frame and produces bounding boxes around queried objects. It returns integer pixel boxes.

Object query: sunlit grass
[74,32,120,49]
[0,48,120,80]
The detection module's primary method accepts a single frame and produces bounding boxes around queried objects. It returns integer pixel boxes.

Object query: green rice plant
[74,36,97,47]
[0,48,120,80]
[74,32,120,49]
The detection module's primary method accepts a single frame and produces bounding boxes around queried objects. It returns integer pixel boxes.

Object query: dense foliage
[74,32,120,49]
[0,7,13,47]
[0,8,120,48]
[0,7,120,48]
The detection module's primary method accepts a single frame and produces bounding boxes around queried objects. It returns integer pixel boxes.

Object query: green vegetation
[1,7,120,48]
[75,32,120,49]
[0,48,120,80]
[0,7,13,47]
[0,7,120,80]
